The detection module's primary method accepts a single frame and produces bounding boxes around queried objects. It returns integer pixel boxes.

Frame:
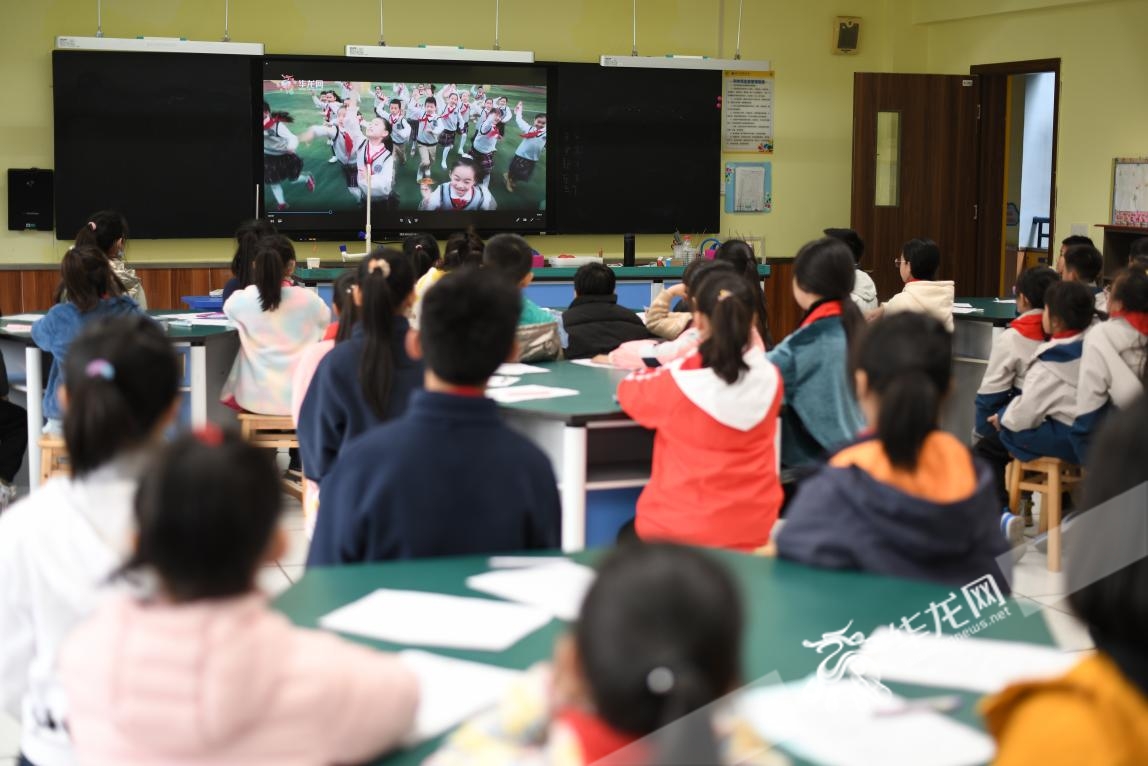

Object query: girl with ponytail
[222,218,277,304]
[768,237,866,475]
[616,271,784,551]
[425,543,785,766]
[714,238,773,348]
[33,245,146,433]
[222,235,329,415]
[72,210,147,308]
[776,312,1012,591]
[0,316,180,766]
[297,248,423,486]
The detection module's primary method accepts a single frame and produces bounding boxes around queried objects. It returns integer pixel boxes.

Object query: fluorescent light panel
[600,55,770,71]
[56,36,264,55]
[346,45,534,63]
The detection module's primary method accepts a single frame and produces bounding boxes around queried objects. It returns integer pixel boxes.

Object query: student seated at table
[714,238,773,348]
[483,232,562,362]
[1070,266,1148,461]
[776,313,1011,592]
[426,543,786,766]
[616,271,783,552]
[298,250,423,486]
[824,226,878,312]
[414,227,484,301]
[403,231,440,280]
[562,262,654,359]
[0,317,180,766]
[985,280,1093,478]
[1129,236,1148,269]
[32,245,145,434]
[307,267,560,565]
[642,257,713,341]
[1058,242,1108,314]
[869,238,955,332]
[60,430,418,766]
[982,395,1148,765]
[221,235,330,415]
[222,218,276,305]
[767,237,865,475]
[73,210,148,309]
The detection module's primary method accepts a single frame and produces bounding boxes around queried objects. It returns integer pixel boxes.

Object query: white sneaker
[327,156,339,163]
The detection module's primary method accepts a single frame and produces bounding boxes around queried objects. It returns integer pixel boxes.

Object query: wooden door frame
[970,58,1061,295]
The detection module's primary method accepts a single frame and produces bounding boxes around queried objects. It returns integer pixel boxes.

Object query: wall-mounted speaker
[834,17,862,55]
[8,168,54,231]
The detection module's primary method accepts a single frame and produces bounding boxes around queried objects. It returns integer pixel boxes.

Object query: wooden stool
[237,413,303,501]
[1006,457,1084,573]
[38,435,69,484]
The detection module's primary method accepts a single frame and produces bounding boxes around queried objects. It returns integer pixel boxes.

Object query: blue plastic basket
[181,295,224,311]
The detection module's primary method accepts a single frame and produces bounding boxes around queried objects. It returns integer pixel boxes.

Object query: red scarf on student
[262,116,282,130]
[799,300,843,329]
[1052,330,1082,340]
[557,709,645,765]
[520,128,546,139]
[449,189,473,209]
[342,130,354,155]
[1112,310,1148,336]
[1009,312,1046,341]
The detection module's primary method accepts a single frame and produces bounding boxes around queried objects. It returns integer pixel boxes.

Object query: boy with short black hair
[307,268,561,565]
[483,233,562,361]
[1059,243,1107,312]
[562,262,654,359]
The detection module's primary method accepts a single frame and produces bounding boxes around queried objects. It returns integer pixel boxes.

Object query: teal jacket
[767,315,865,469]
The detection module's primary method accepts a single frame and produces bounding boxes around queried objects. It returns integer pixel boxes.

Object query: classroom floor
[0,501,1094,763]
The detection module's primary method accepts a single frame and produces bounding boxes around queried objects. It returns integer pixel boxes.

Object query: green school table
[0,311,239,488]
[945,297,1019,443]
[274,550,1057,766]
[493,360,648,551]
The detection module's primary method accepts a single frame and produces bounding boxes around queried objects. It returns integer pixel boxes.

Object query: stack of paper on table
[738,677,994,766]
[398,650,523,744]
[496,362,550,375]
[485,385,580,404]
[857,627,1079,693]
[467,560,597,621]
[318,589,553,651]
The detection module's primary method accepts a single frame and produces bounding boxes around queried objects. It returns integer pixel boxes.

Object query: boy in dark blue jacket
[562,262,654,359]
[307,267,561,565]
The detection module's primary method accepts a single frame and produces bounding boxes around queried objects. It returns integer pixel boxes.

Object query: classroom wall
[0,0,900,266]
[920,0,1148,250]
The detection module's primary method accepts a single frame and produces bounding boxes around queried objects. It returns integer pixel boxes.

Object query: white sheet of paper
[858,627,1078,694]
[3,313,44,322]
[488,555,572,569]
[466,561,596,621]
[952,302,975,308]
[496,363,550,375]
[485,385,580,404]
[486,375,521,388]
[738,678,994,766]
[952,307,982,315]
[2,323,32,333]
[398,650,523,745]
[994,298,1017,303]
[318,589,553,651]
[569,358,620,369]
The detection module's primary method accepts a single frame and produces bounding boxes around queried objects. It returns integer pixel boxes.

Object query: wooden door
[851,74,980,302]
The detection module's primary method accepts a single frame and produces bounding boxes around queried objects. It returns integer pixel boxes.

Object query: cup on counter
[306,257,321,269]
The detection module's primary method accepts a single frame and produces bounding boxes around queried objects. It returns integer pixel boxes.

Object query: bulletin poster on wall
[724,162,772,213]
[1112,157,1148,227]
[722,71,774,153]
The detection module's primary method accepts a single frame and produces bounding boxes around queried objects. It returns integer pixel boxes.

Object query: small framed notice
[1112,157,1148,227]
[722,70,774,153]
[724,162,771,213]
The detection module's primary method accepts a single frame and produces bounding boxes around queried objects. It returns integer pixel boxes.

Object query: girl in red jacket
[617,270,784,551]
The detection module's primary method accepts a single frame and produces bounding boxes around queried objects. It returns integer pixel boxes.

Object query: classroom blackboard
[548,63,722,235]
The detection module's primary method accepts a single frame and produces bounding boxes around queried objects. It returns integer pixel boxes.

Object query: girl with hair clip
[775,313,1011,591]
[33,245,145,434]
[715,238,773,348]
[982,395,1148,765]
[767,237,866,476]
[616,271,784,551]
[221,235,329,415]
[403,232,440,279]
[297,249,423,487]
[0,316,181,766]
[58,429,419,765]
[426,543,786,766]
[601,261,767,369]
[221,218,276,304]
[1070,266,1148,461]
[72,210,147,309]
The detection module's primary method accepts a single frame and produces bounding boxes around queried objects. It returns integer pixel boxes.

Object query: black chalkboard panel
[548,63,721,235]
[53,50,258,240]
